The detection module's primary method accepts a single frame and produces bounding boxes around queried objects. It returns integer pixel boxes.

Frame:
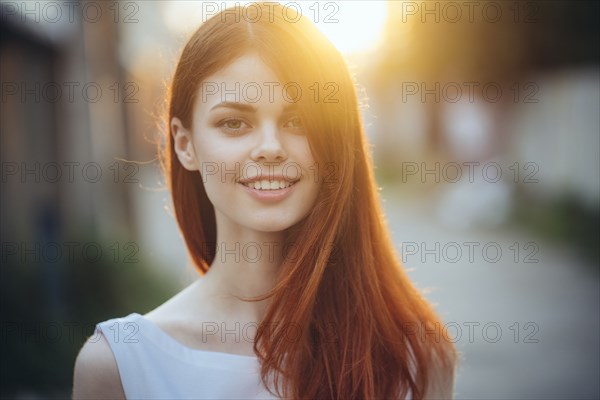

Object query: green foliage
[511,193,600,266]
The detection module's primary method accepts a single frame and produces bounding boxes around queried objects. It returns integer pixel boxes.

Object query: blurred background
[1,0,598,398]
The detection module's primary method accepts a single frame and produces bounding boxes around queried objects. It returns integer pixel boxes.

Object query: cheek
[288,136,316,166]
[289,141,321,202]
[194,135,231,164]
[193,136,245,184]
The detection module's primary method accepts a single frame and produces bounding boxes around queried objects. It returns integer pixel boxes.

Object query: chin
[248,219,296,233]
[243,210,307,232]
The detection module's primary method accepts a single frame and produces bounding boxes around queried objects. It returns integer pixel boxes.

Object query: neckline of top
[127,312,260,362]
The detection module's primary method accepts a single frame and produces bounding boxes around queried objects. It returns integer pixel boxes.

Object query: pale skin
[72,54,321,399]
[71,54,455,399]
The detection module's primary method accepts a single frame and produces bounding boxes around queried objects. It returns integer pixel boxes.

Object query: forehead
[195,54,290,109]
[208,54,278,83]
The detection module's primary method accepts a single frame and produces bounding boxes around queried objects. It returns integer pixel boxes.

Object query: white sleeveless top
[95,312,278,399]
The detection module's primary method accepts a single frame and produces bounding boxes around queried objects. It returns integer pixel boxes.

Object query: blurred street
[382,187,599,399]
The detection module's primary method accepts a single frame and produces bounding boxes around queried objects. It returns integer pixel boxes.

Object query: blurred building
[364,0,599,235]
[1,0,135,245]
[1,1,142,395]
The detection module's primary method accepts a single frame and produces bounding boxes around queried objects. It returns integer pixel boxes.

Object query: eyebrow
[209,102,298,113]
[209,102,257,112]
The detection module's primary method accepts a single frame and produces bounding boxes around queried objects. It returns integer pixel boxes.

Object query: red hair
[160,3,456,398]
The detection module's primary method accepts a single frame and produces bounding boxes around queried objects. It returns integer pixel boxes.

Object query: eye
[218,118,250,134]
[224,119,243,129]
[283,116,303,129]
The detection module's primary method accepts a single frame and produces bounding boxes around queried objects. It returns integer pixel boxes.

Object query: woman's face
[172,53,321,233]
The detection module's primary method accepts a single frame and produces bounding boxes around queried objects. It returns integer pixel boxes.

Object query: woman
[73,3,457,399]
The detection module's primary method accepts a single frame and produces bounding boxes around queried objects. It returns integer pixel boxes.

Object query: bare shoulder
[72,333,125,399]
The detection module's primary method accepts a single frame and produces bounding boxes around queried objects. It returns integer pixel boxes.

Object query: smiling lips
[238,175,299,191]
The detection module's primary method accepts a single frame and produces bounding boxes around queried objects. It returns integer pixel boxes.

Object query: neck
[200,211,288,322]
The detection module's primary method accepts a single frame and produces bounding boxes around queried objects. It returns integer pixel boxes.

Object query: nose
[250,123,287,163]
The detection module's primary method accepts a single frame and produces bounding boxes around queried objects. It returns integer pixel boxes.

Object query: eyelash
[218,118,249,132]
[216,116,304,135]
[284,116,303,129]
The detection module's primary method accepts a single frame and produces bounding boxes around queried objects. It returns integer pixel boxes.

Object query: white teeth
[243,180,294,190]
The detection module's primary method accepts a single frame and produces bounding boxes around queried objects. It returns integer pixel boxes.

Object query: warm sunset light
[163,1,387,54]
[307,1,388,54]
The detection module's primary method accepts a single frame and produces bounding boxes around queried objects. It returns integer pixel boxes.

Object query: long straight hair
[161,3,456,399]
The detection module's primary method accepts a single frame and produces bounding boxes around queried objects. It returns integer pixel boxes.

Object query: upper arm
[72,332,126,400]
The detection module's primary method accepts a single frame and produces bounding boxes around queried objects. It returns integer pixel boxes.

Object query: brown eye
[218,118,250,134]
[284,116,303,129]
[225,119,243,129]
